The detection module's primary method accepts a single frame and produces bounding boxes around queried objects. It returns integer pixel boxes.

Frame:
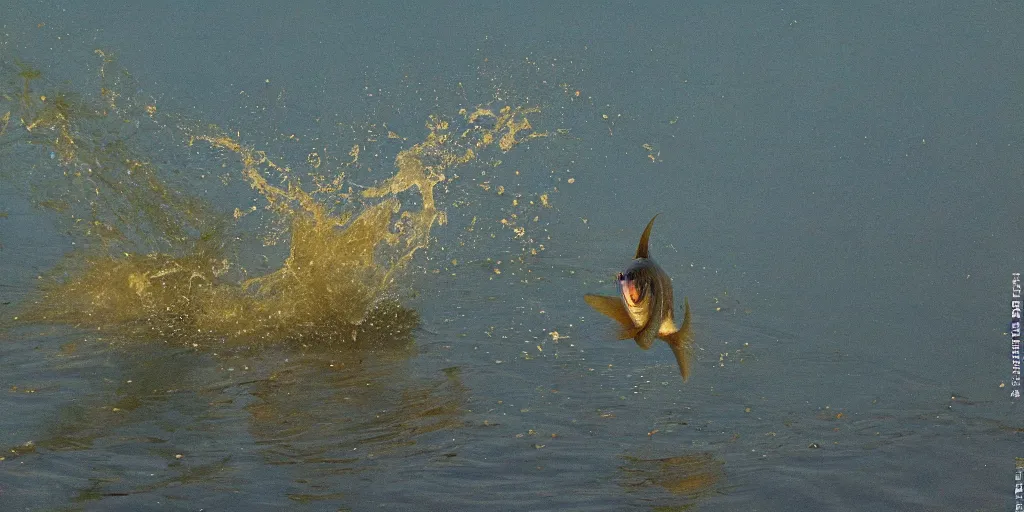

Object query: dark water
[1,2,1022,511]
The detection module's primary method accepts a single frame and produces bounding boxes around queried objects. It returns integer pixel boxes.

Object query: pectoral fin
[584,294,639,339]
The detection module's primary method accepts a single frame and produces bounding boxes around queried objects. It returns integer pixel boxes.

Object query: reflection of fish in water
[584,215,694,381]
[618,451,723,500]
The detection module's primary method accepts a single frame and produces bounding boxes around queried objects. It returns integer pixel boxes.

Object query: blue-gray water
[1,2,1022,510]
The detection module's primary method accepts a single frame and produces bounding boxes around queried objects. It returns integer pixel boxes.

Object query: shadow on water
[1,326,468,509]
[246,352,469,504]
[618,451,726,511]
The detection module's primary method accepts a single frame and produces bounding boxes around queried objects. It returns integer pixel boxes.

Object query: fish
[584,214,694,381]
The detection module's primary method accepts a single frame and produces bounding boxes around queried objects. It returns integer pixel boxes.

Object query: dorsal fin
[635,214,659,259]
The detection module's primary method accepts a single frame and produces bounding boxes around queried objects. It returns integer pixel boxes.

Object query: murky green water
[1,2,1022,510]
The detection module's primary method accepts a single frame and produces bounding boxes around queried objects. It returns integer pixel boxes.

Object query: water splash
[1,52,554,347]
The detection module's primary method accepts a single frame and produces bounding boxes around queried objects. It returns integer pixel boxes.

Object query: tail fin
[662,297,693,382]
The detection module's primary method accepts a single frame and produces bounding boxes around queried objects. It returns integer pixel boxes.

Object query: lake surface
[1,2,1022,510]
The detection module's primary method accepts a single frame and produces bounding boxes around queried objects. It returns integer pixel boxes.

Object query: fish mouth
[618,272,642,306]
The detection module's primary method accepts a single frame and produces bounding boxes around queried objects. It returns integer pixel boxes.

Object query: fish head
[618,260,658,328]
